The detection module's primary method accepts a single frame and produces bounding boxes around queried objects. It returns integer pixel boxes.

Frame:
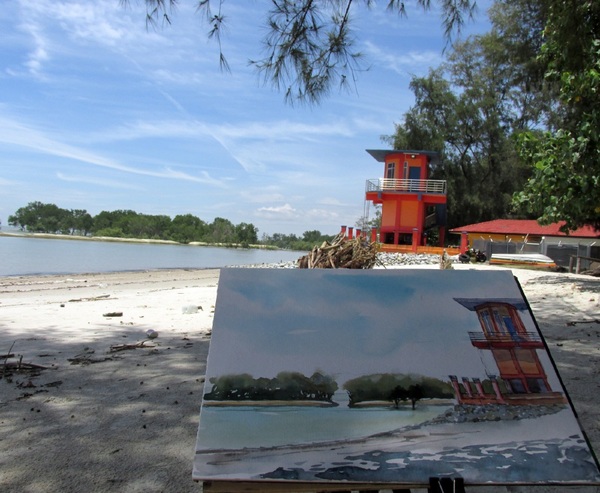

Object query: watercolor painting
[193,268,600,487]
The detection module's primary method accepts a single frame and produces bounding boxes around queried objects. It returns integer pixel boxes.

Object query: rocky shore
[231,251,444,269]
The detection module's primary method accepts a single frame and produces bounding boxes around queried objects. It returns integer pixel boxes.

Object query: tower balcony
[468,331,544,349]
[365,178,447,195]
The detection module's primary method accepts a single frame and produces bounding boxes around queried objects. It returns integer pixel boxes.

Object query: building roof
[450,219,600,238]
[366,149,440,164]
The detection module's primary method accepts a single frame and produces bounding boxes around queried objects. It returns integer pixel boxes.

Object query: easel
[427,477,465,493]
[201,477,466,492]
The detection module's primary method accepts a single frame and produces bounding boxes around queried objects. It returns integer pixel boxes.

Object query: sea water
[0,235,303,276]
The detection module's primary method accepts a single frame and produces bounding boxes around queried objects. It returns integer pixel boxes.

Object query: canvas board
[193,268,600,488]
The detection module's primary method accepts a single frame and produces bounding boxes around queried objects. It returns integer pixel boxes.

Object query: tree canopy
[131,0,478,105]
[514,0,600,232]
[384,6,537,229]
[385,0,600,232]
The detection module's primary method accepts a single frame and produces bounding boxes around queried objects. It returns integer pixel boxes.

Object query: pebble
[229,252,447,269]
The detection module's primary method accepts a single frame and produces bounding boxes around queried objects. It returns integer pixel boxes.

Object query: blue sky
[1,1,492,236]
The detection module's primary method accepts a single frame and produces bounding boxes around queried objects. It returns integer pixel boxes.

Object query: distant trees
[8,202,94,236]
[356,206,381,233]
[261,230,335,251]
[7,201,334,249]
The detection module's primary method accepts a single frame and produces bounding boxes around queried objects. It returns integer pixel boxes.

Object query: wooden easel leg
[428,477,466,493]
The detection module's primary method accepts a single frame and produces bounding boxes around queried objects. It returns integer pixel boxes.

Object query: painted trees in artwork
[390,384,425,410]
[344,374,452,409]
[204,371,338,403]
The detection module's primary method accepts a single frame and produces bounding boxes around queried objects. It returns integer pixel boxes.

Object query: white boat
[490,253,556,268]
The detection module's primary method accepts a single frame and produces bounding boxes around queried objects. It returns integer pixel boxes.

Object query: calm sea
[0,235,305,276]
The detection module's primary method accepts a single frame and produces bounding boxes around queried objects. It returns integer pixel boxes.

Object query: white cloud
[305,208,340,222]
[18,20,50,77]
[363,40,442,77]
[239,189,286,204]
[256,203,298,219]
[56,171,141,190]
[317,197,347,207]
[0,115,227,187]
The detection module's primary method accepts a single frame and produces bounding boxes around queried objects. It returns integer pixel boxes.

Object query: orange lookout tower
[365,149,447,250]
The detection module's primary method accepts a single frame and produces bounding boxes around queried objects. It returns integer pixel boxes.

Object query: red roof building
[450,219,600,240]
[450,220,600,266]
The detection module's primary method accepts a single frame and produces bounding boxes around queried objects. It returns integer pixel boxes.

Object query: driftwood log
[297,233,378,269]
[109,340,156,352]
[1,361,48,371]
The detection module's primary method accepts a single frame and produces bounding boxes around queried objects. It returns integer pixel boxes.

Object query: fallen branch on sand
[1,360,48,370]
[109,340,156,352]
[103,311,123,317]
[566,319,600,326]
[69,294,111,302]
[68,347,113,365]
[1,355,49,379]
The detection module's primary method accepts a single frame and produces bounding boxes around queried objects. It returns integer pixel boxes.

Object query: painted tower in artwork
[453,297,566,405]
[365,149,447,249]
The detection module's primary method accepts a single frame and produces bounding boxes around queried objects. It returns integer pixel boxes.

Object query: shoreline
[0,230,280,250]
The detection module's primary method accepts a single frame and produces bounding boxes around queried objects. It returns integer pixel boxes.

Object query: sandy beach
[1,265,600,492]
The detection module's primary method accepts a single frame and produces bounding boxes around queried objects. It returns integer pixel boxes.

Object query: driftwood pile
[297,233,379,269]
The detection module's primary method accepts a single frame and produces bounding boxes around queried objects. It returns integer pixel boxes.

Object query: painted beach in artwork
[193,268,600,486]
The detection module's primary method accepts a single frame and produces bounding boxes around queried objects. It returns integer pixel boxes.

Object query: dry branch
[69,294,111,302]
[109,340,156,352]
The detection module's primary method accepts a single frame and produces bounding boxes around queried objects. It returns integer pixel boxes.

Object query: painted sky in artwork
[206,268,558,387]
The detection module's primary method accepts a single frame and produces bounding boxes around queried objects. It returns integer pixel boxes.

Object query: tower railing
[468,331,543,346]
[365,178,447,194]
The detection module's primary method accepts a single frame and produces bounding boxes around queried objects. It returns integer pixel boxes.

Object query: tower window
[386,162,396,179]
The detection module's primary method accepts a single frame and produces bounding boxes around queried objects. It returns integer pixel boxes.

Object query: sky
[205,268,561,389]
[1,0,493,237]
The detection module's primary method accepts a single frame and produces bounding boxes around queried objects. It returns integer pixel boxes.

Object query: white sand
[1,266,599,493]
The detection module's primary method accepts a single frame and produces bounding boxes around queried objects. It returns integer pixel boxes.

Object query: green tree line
[204,371,339,403]
[7,201,334,250]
